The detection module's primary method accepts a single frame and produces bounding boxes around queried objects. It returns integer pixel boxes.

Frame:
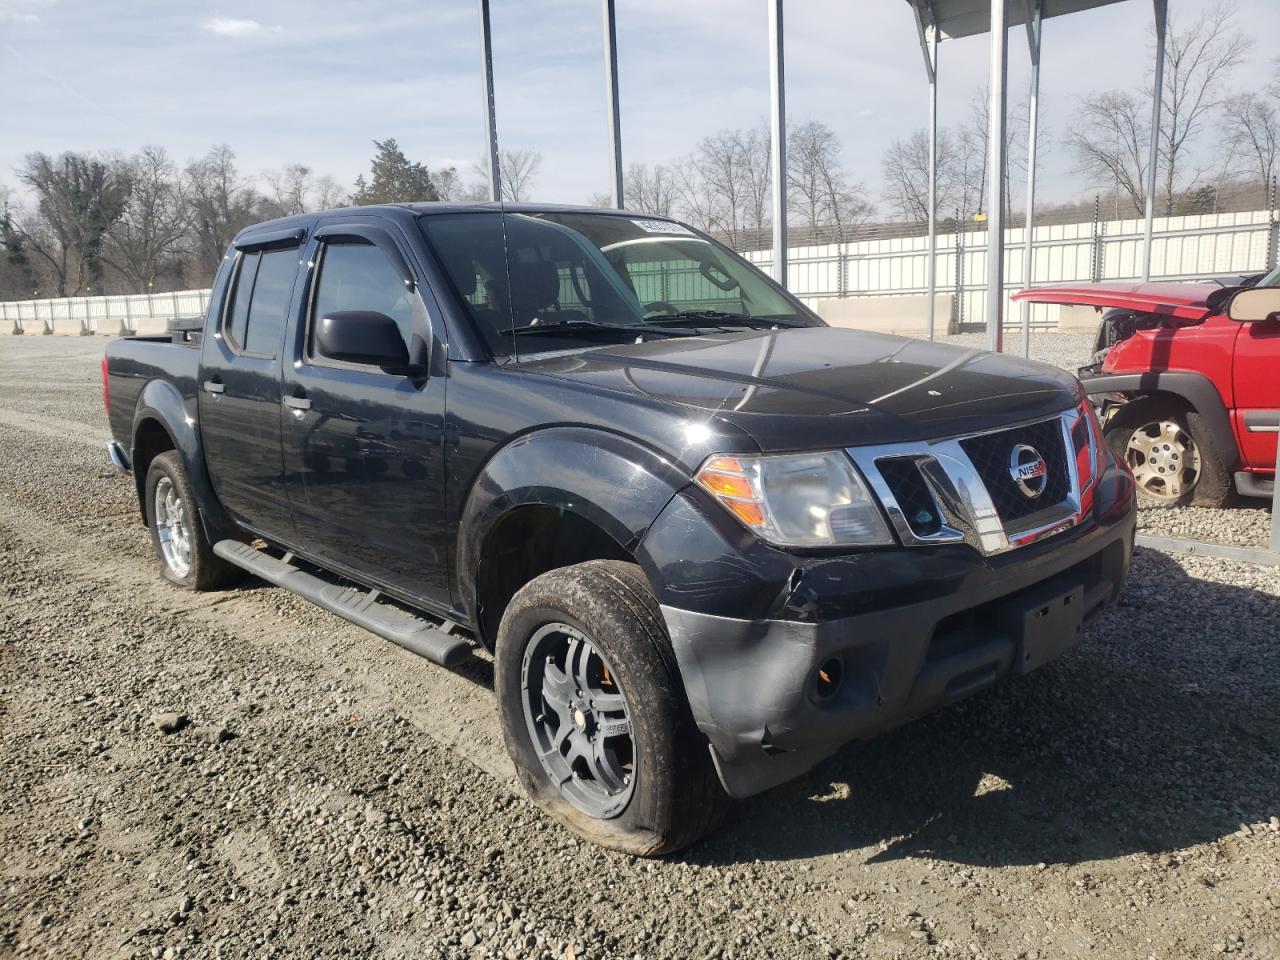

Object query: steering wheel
[643,301,680,317]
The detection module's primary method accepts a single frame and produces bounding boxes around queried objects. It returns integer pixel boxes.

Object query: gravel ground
[1,335,1278,960]
[943,333,1276,549]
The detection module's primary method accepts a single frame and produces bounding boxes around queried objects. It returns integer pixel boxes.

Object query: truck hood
[1011,280,1218,321]
[520,327,1081,452]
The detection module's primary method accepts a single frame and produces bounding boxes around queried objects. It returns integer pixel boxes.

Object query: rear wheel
[1104,397,1231,508]
[494,560,729,856]
[145,451,242,590]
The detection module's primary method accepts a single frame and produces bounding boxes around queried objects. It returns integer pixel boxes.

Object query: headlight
[694,451,893,548]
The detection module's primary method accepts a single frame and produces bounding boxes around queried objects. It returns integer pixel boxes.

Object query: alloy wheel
[520,622,635,819]
[1125,419,1201,501]
[154,476,193,578]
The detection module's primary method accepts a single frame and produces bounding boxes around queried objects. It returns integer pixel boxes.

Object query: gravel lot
[1,335,1277,960]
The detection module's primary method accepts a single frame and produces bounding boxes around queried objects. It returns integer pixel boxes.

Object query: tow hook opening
[813,657,843,701]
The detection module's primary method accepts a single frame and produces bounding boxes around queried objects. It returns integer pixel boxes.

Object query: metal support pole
[927,51,938,337]
[478,0,502,203]
[602,0,623,208]
[1019,0,1041,358]
[1272,427,1280,555]
[912,1,939,339]
[768,0,787,287]
[955,209,964,327]
[985,0,1009,352]
[1141,0,1167,281]
[1267,176,1278,271]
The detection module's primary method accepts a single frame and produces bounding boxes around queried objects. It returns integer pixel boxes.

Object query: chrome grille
[876,458,942,538]
[959,418,1070,525]
[848,406,1097,557]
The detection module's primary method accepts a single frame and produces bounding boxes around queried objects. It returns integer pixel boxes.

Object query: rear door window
[244,248,298,357]
[223,246,298,358]
[225,252,258,349]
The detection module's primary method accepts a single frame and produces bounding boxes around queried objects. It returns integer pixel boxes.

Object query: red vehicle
[1014,270,1280,507]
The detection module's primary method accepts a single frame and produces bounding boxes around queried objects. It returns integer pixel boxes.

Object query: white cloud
[200,17,281,39]
[0,0,54,24]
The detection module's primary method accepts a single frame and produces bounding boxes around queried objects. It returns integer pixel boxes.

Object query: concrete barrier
[127,315,173,336]
[1057,304,1102,333]
[0,289,212,337]
[816,293,957,336]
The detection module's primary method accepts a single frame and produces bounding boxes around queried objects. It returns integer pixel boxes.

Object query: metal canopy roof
[907,0,1128,40]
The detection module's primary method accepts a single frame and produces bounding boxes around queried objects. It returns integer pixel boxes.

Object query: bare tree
[882,130,943,226]
[788,119,872,240]
[672,155,719,234]
[1221,93,1278,197]
[262,163,313,218]
[13,151,130,296]
[1066,91,1151,215]
[185,145,260,285]
[1158,4,1251,211]
[468,149,541,202]
[433,167,463,201]
[686,128,765,246]
[737,126,772,231]
[1068,3,1250,215]
[623,163,678,216]
[951,122,990,223]
[484,149,541,202]
[966,89,1028,221]
[313,175,346,210]
[103,146,189,292]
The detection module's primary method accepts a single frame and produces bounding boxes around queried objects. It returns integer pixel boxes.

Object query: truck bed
[104,334,202,449]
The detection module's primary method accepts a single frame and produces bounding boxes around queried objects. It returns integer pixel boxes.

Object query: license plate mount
[999,580,1086,675]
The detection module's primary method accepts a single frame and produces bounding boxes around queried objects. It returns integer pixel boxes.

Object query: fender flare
[455,427,691,625]
[1081,369,1240,468]
[131,379,235,539]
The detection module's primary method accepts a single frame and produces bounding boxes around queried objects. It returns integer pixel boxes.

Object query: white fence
[2,289,212,336]
[746,207,1279,329]
[2,207,1277,336]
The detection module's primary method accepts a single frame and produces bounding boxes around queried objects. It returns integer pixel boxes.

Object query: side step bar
[213,540,472,668]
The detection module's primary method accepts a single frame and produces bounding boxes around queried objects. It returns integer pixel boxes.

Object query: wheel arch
[1082,370,1240,470]
[130,379,235,538]
[457,427,690,650]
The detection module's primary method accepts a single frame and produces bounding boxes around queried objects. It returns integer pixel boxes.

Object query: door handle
[202,379,225,395]
[284,395,311,411]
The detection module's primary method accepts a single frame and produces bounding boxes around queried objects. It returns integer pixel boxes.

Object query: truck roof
[234,202,669,244]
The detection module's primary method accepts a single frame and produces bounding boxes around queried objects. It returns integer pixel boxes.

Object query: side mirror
[315,311,414,372]
[1227,287,1280,323]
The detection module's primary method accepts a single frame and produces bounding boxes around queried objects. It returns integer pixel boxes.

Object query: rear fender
[1081,370,1240,469]
[131,379,235,539]
[456,427,690,624]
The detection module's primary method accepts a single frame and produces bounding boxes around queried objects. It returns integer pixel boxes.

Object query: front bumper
[643,456,1136,799]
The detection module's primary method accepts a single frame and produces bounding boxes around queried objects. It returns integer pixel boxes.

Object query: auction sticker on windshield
[631,219,695,236]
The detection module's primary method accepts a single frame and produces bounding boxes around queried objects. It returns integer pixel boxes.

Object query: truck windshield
[418,211,819,358]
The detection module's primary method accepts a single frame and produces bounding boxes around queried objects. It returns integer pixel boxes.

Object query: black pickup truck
[104,203,1137,855]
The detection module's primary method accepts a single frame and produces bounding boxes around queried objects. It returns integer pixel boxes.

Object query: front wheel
[1103,398,1231,508]
[494,560,729,856]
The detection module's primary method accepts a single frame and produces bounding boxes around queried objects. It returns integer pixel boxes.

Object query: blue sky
[0,0,1274,208]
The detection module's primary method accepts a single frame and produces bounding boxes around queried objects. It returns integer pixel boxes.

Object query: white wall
[746,207,1277,329]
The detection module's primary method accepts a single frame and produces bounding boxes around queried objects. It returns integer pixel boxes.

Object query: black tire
[494,560,729,856]
[144,451,242,591]
[1104,396,1231,508]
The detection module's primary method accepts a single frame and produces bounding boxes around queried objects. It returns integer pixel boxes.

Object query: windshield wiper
[497,318,701,338]
[642,310,805,329]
